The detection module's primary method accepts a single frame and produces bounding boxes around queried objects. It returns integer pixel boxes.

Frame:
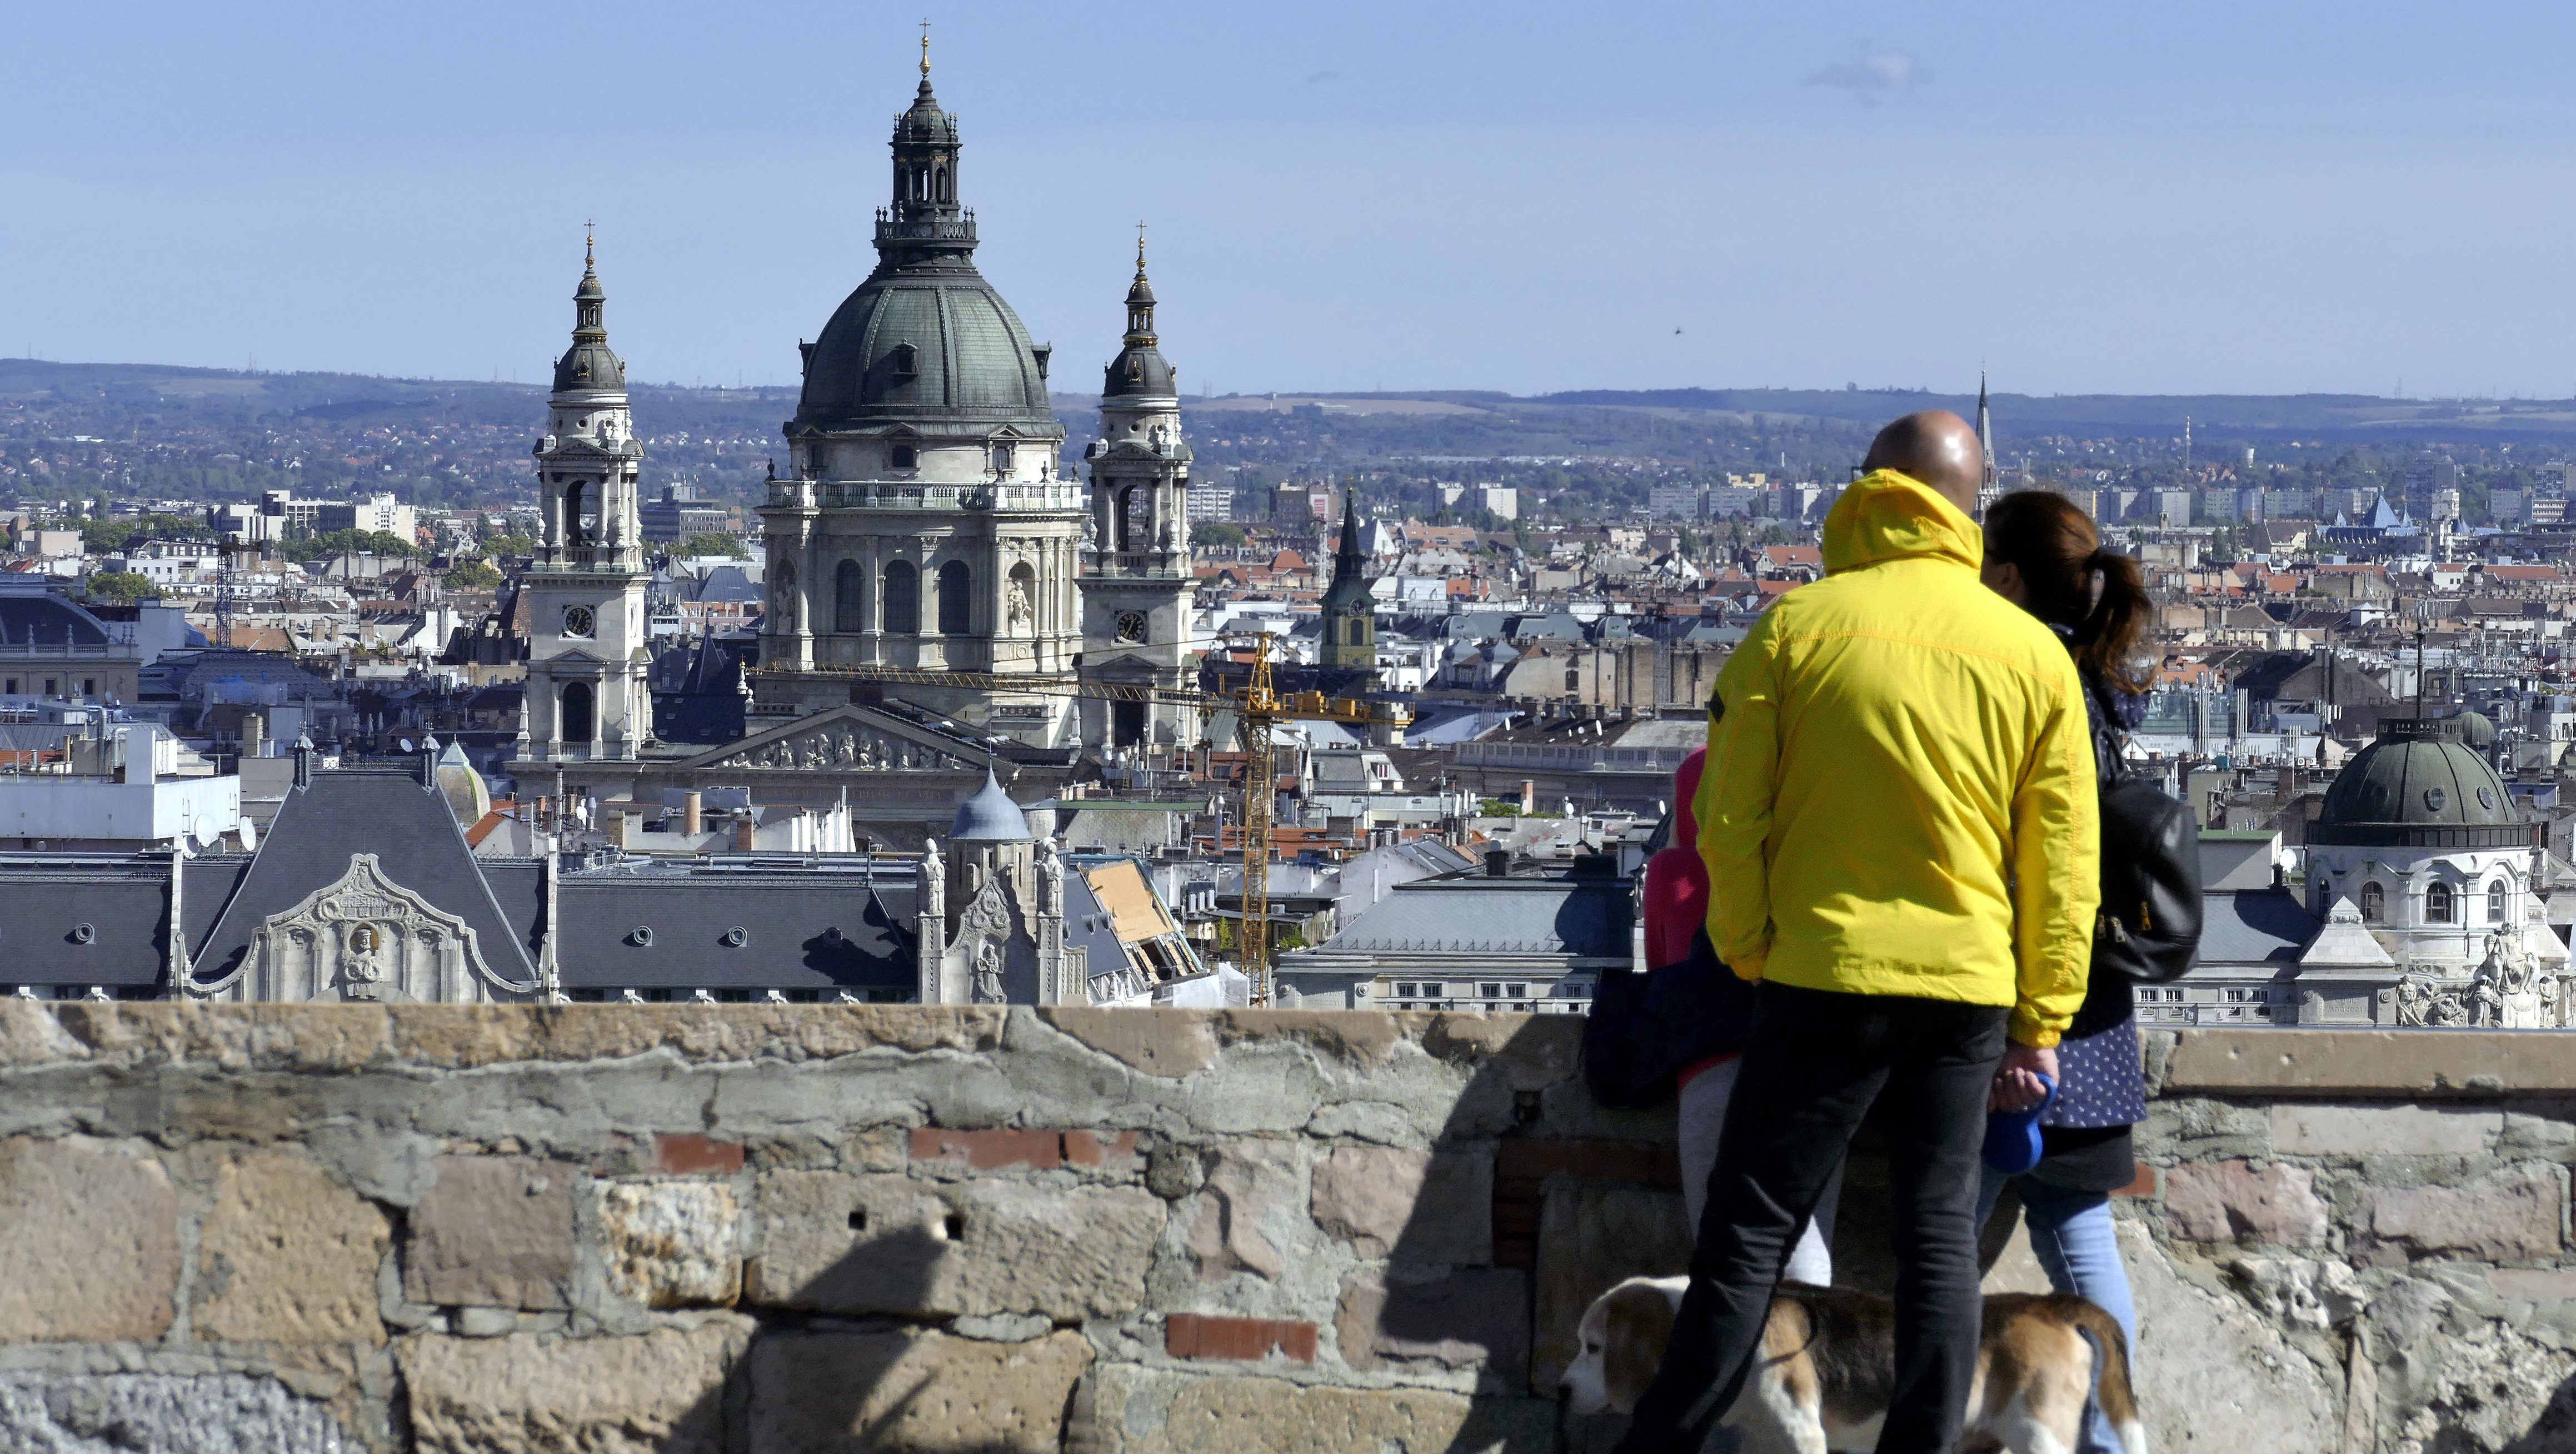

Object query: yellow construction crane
[757,633,1403,1004]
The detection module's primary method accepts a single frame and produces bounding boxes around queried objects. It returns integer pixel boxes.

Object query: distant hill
[12,358,2576,525]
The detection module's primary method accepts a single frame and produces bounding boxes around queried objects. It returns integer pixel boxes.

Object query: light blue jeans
[1680,1057,1839,1286]
[1978,1167,2138,1454]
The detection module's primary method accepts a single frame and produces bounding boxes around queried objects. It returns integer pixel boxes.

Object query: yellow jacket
[1694,470,2099,1047]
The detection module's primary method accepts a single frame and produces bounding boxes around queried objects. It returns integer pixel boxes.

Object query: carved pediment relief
[687,706,986,774]
[714,720,971,772]
[250,853,531,1003]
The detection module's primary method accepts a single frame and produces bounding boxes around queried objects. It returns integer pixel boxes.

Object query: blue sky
[6,2,2574,398]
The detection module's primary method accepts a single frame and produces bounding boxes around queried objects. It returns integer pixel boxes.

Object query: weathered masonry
[1,1007,2574,1452]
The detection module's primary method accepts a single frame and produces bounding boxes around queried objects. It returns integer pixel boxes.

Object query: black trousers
[1618,983,2011,1454]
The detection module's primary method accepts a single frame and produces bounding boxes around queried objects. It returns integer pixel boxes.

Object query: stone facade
[1,1006,2574,1451]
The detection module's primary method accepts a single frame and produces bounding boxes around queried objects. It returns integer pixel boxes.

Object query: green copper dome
[2312,717,2521,848]
[788,63,1060,441]
[553,253,625,394]
[795,276,1055,430]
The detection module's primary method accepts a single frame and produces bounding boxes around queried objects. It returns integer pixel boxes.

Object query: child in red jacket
[1649,748,1839,1282]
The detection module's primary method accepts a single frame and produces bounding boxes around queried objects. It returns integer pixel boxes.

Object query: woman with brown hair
[1976,489,2160,1454]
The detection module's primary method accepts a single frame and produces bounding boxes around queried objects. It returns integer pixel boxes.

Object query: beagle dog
[1561,1276,2146,1454]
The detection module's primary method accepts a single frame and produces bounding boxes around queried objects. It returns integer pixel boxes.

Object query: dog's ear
[1600,1281,1679,1415]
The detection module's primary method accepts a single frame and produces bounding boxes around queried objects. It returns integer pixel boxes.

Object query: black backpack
[2088,679,2201,985]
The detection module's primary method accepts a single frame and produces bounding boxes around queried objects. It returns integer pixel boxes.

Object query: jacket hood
[1821,469,1982,575]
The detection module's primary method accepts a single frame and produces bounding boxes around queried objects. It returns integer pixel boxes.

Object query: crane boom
[754,636,1403,1005]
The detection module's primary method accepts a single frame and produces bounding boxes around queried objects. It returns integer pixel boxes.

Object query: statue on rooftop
[2394,974,2430,1028]
[972,941,1005,1004]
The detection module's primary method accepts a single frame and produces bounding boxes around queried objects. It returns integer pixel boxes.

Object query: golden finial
[919,19,931,76]
[1136,220,1147,272]
[583,220,595,268]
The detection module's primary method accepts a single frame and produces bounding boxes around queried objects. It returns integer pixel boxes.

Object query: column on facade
[990,531,1010,673]
[859,535,882,663]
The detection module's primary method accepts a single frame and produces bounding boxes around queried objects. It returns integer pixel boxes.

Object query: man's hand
[1989,1043,2058,1112]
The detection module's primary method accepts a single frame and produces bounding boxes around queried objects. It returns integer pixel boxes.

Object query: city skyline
[8,3,2576,397]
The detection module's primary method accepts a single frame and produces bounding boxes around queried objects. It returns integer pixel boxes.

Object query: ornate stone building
[1076,238,1200,749]
[751,47,1085,744]
[2297,716,2571,1026]
[917,772,1070,1004]
[514,237,653,766]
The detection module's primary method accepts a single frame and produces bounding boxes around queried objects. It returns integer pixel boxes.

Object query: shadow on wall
[2508,1382,2576,1452]
[1351,1017,2032,1454]
[649,1188,1095,1453]
[1359,1017,1684,1454]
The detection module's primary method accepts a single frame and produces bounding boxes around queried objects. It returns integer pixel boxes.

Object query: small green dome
[2313,718,2518,847]
[553,341,624,394]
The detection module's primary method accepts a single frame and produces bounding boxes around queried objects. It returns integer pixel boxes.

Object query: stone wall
[0,1005,2571,1453]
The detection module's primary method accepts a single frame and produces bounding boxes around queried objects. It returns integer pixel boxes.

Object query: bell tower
[1078,230,1200,750]
[1317,487,1378,689]
[516,233,652,765]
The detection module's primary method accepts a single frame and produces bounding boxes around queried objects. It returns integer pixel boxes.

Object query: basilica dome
[787,66,1058,440]
[2312,716,2520,847]
[795,274,1055,430]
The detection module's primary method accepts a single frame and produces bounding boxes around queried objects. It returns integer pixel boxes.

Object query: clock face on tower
[562,605,596,639]
[1115,611,1149,643]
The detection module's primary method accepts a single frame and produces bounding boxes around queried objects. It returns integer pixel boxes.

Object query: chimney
[682,790,703,837]
[242,712,264,761]
[1519,780,1536,815]
[735,814,757,852]
[1485,848,1510,878]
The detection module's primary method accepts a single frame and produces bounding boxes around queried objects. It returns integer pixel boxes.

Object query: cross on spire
[584,221,596,268]
[1136,220,1147,272]
[919,18,931,76]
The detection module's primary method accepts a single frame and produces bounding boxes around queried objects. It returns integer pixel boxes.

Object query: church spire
[1975,371,1999,512]
[1124,222,1157,345]
[1317,483,1379,683]
[555,228,621,393]
[572,223,606,344]
[890,33,962,225]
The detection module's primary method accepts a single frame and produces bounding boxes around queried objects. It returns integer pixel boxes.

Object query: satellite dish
[398,738,415,753]
[238,819,258,852]
[191,815,216,849]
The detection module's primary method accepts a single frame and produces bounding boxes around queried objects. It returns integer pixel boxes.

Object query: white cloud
[1804,49,1924,101]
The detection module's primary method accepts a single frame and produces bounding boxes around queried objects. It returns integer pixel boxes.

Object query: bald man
[1618,412,2099,1453]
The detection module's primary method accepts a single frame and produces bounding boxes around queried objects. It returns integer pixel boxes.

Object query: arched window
[2427,882,2454,924]
[882,561,919,634]
[2490,879,2510,924]
[562,481,586,546]
[937,560,972,635]
[834,559,866,634]
[889,343,917,380]
[2361,882,2386,923]
[560,682,593,744]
